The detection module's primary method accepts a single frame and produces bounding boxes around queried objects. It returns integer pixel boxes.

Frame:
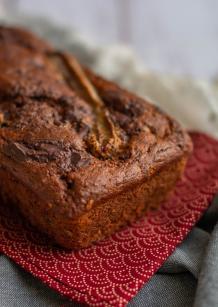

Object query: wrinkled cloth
[0,14,218,307]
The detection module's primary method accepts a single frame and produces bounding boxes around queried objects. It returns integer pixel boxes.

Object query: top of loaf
[0,26,192,216]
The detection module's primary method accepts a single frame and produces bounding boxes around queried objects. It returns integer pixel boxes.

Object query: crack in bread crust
[47,52,124,159]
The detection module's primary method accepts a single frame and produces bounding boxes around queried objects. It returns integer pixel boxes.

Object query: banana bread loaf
[0,26,192,249]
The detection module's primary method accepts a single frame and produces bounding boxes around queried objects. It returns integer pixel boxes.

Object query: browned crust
[0,26,192,249]
[0,156,187,249]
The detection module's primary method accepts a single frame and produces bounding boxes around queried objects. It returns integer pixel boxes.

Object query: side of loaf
[0,26,192,249]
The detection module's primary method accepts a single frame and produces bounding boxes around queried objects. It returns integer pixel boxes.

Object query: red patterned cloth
[0,132,218,307]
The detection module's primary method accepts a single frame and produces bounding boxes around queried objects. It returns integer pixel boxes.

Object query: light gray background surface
[1,0,218,79]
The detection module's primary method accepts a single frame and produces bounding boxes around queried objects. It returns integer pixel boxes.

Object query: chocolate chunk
[3,142,28,162]
[33,141,62,162]
[103,92,143,118]
[2,140,90,171]
[71,151,81,165]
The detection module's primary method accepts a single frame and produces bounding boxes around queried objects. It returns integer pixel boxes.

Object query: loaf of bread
[0,26,192,249]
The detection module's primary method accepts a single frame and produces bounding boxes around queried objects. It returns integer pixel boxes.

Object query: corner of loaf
[0,26,192,249]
